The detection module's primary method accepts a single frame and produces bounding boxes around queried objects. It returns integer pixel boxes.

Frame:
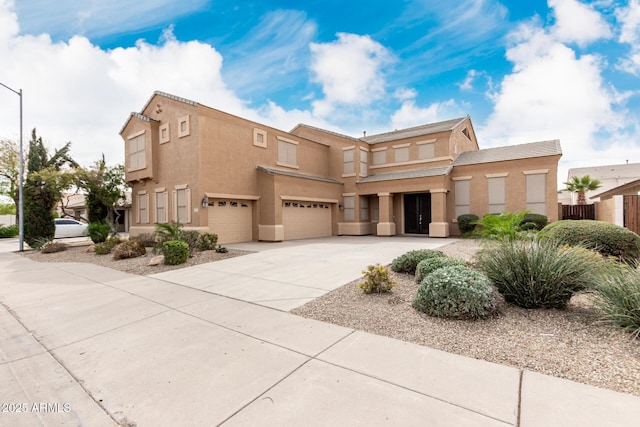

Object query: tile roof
[119,112,157,134]
[567,162,640,180]
[256,166,342,184]
[452,140,562,166]
[358,166,452,183]
[290,124,359,141]
[361,117,467,144]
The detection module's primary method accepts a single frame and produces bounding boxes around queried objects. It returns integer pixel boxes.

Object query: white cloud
[616,0,640,74]
[480,18,640,184]
[393,87,417,101]
[549,0,612,46]
[390,99,462,130]
[309,33,394,117]
[458,70,478,92]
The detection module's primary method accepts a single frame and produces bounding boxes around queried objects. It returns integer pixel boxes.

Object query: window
[128,132,146,170]
[155,190,168,223]
[343,196,355,221]
[343,148,355,174]
[488,176,506,213]
[359,148,368,176]
[254,128,267,148]
[173,186,191,223]
[526,173,547,215]
[277,138,297,167]
[137,192,149,224]
[372,149,386,165]
[360,196,369,221]
[454,179,471,218]
[178,115,190,138]
[418,143,435,160]
[160,123,170,144]
[394,145,410,163]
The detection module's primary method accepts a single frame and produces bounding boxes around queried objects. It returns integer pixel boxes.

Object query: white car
[54,218,89,239]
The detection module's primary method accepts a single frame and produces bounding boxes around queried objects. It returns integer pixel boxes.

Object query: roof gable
[361,117,468,144]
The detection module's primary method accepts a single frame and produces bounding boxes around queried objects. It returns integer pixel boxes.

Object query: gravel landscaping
[20,238,640,396]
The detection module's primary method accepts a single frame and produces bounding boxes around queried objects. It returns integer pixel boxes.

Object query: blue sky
[1,0,640,187]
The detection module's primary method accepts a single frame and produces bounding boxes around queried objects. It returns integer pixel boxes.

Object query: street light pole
[0,82,24,251]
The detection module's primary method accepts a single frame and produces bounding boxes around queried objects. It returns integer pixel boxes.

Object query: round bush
[475,238,609,309]
[196,232,218,251]
[415,257,467,283]
[457,214,479,234]
[521,213,548,231]
[391,249,446,274]
[541,220,640,265]
[88,221,111,244]
[162,240,189,265]
[412,265,500,320]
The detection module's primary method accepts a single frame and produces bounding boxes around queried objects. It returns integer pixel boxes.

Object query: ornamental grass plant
[592,268,640,339]
[475,237,612,309]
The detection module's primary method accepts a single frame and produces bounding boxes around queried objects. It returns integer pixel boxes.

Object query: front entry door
[404,193,431,234]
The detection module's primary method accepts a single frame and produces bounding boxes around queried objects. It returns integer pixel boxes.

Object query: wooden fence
[624,195,640,235]
[561,204,595,220]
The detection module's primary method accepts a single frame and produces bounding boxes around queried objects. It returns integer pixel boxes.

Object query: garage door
[208,200,252,244]
[283,201,332,240]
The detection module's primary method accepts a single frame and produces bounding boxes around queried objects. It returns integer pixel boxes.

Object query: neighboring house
[55,191,132,232]
[120,91,562,244]
[559,162,640,205]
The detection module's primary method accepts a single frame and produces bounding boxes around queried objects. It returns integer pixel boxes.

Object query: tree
[0,138,21,220]
[563,175,602,205]
[23,129,78,247]
[76,154,127,228]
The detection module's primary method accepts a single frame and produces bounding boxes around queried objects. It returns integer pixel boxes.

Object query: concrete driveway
[150,235,459,310]
[1,236,639,426]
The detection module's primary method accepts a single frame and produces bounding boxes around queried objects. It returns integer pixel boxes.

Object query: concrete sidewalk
[1,237,639,426]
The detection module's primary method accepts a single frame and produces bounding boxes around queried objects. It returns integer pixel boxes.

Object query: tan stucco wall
[595,198,616,223]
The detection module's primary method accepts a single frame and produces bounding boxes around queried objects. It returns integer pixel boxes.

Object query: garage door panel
[283,202,331,240]
[208,200,252,244]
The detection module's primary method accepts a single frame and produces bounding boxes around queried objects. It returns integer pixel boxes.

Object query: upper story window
[372,148,386,165]
[254,128,267,148]
[178,115,190,138]
[418,141,435,160]
[394,144,410,163]
[359,148,368,176]
[277,138,298,167]
[159,123,170,144]
[128,131,146,170]
[343,148,355,174]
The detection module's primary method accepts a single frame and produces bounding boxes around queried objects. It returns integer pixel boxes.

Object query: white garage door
[208,200,253,244]
[283,201,332,240]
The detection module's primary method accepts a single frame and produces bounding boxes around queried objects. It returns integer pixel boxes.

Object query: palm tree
[563,175,602,205]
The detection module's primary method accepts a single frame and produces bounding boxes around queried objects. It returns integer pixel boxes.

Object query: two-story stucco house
[120,91,562,244]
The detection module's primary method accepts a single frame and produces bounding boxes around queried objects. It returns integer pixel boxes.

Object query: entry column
[377,192,396,236]
[429,189,450,237]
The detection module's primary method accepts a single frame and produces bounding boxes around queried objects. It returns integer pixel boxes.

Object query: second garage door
[208,200,253,244]
[282,201,332,240]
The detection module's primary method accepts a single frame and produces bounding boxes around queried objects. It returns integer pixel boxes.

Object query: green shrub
[215,245,228,253]
[196,232,219,251]
[541,220,640,265]
[457,214,479,234]
[475,238,610,309]
[30,237,52,250]
[521,213,548,231]
[180,230,200,255]
[88,221,111,244]
[472,211,528,240]
[592,269,640,338]
[391,249,447,274]
[162,240,189,265]
[40,241,67,253]
[130,233,156,247]
[94,236,123,255]
[0,225,18,238]
[415,256,467,283]
[412,265,500,319]
[358,264,396,294]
